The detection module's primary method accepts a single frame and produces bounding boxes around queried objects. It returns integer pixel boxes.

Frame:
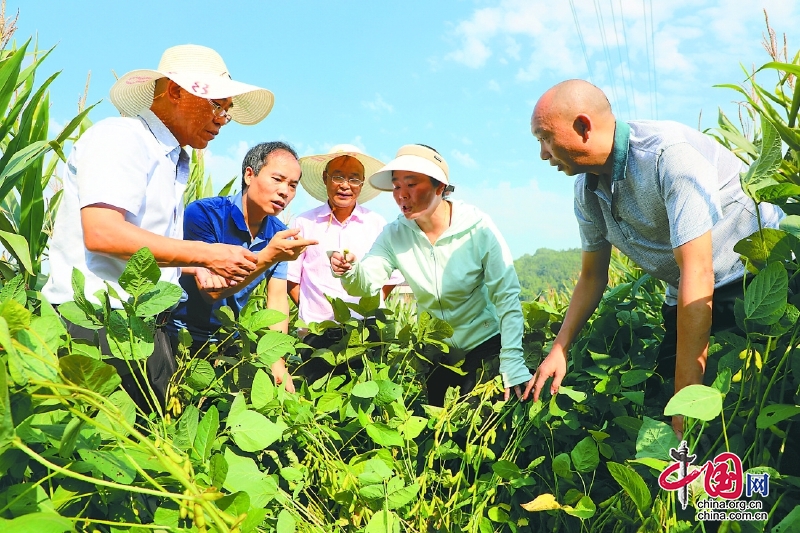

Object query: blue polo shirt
[168,192,288,343]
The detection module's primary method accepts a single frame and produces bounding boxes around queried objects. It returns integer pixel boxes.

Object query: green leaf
[256,330,295,367]
[251,369,275,409]
[744,261,788,325]
[0,275,26,306]
[185,358,215,391]
[78,449,136,484]
[741,114,783,198]
[375,380,403,405]
[552,453,572,478]
[135,282,182,317]
[223,448,279,508]
[59,355,121,397]
[664,385,723,421]
[229,410,284,452]
[635,417,679,461]
[734,228,800,270]
[366,422,403,447]
[352,380,380,399]
[399,415,427,440]
[94,390,136,440]
[174,405,200,451]
[209,453,228,489]
[276,509,296,533]
[0,511,73,533]
[331,297,352,323]
[621,369,652,387]
[56,301,101,330]
[492,460,522,480]
[386,481,419,510]
[0,298,31,334]
[193,405,220,461]
[487,505,510,523]
[756,404,800,429]
[771,504,800,533]
[563,495,596,520]
[606,461,652,515]
[118,248,160,298]
[9,329,59,383]
[570,436,599,473]
[0,141,50,201]
[240,308,287,332]
[364,510,400,533]
[0,361,13,448]
[106,310,154,361]
[558,385,587,402]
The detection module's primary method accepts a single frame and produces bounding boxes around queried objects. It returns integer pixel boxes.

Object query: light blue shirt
[575,120,783,305]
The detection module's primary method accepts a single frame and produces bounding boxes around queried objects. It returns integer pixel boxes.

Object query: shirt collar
[586,119,630,191]
[313,202,365,223]
[230,191,250,234]
[138,109,181,156]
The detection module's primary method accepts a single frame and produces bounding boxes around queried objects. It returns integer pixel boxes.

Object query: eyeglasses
[207,99,233,123]
[329,175,364,186]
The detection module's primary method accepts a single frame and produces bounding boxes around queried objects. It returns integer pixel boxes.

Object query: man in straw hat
[288,145,402,382]
[167,141,317,394]
[43,44,275,413]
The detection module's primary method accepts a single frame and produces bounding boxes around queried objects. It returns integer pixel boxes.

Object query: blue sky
[13,0,800,259]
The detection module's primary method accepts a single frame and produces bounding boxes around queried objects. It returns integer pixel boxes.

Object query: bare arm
[266,277,295,393]
[81,204,257,282]
[528,245,612,401]
[381,285,396,300]
[672,231,714,436]
[288,281,300,306]
[191,228,317,302]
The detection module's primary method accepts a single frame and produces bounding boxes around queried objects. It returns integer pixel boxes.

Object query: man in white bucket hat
[43,44,274,413]
[288,145,402,382]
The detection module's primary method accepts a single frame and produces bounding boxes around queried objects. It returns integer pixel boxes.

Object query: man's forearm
[674,284,713,393]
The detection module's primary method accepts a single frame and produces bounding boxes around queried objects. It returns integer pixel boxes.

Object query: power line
[569,0,594,83]
[614,0,639,117]
[593,0,625,116]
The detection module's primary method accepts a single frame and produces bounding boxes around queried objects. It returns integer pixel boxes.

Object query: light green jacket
[339,200,531,388]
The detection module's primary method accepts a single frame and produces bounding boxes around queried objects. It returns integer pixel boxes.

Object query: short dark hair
[241,141,299,191]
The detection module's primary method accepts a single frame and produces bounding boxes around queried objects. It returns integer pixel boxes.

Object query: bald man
[527,79,784,437]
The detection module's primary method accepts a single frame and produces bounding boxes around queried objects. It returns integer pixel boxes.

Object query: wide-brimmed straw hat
[299,144,385,203]
[110,44,274,125]
[368,144,450,191]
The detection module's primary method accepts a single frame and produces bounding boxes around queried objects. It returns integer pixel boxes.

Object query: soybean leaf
[521,493,561,512]
[0,299,30,334]
[741,115,783,198]
[552,453,572,479]
[276,509,296,533]
[193,405,220,461]
[735,228,800,270]
[364,510,400,533]
[251,369,275,409]
[173,405,200,451]
[664,385,723,421]
[185,359,215,391]
[375,380,403,405]
[606,461,652,515]
[256,330,295,367]
[387,481,420,510]
[217,490,250,519]
[78,449,136,484]
[621,369,652,388]
[771,504,800,533]
[135,282,182,317]
[399,416,428,440]
[59,355,121,397]
[209,453,228,489]
[0,361,13,448]
[118,248,160,298]
[222,448,279,508]
[492,460,522,480]
[366,422,403,447]
[756,404,800,429]
[241,308,286,333]
[352,380,380,399]
[488,506,510,523]
[571,436,599,473]
[744,261,788,326]
[94,390,136,440]
[635,417,679,461]
[229,410,284,452]
[563,495,596,520]
[0,511,73,533]
[10,329,59,383]
[558,386,587,402]
[315,392,343,414]
[0,274,26,306]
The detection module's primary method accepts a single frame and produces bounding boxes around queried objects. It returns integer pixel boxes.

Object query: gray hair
[241,141,299,191]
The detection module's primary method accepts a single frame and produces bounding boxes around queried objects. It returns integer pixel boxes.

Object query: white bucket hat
[109,44,274,125]
[368,144,450,191]
[298,144,385,203]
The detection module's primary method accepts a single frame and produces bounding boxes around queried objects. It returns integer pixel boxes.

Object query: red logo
[658,441,744,509]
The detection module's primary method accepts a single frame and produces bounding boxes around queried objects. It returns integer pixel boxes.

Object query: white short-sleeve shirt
[42,110,188,306]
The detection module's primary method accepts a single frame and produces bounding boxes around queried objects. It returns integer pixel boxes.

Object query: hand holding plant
[330,249,355,274]
[531,344,568,402]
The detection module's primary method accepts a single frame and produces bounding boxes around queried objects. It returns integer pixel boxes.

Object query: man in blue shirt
[527,79,783,437]
[169,142,316,392]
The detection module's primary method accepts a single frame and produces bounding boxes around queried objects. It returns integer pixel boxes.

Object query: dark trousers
[656,279,744,380]
[297,319,380,383]
[426,334,502,407]
[63,319,176,414]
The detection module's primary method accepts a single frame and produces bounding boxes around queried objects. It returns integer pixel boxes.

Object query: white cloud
[451,149,477,168]
[362,94,394,113]
[488,79,501,92]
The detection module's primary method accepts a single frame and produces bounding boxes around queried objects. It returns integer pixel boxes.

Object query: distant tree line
[514,248,582,301]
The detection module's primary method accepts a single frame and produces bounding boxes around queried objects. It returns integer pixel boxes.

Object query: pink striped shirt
[287,203,403,326]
